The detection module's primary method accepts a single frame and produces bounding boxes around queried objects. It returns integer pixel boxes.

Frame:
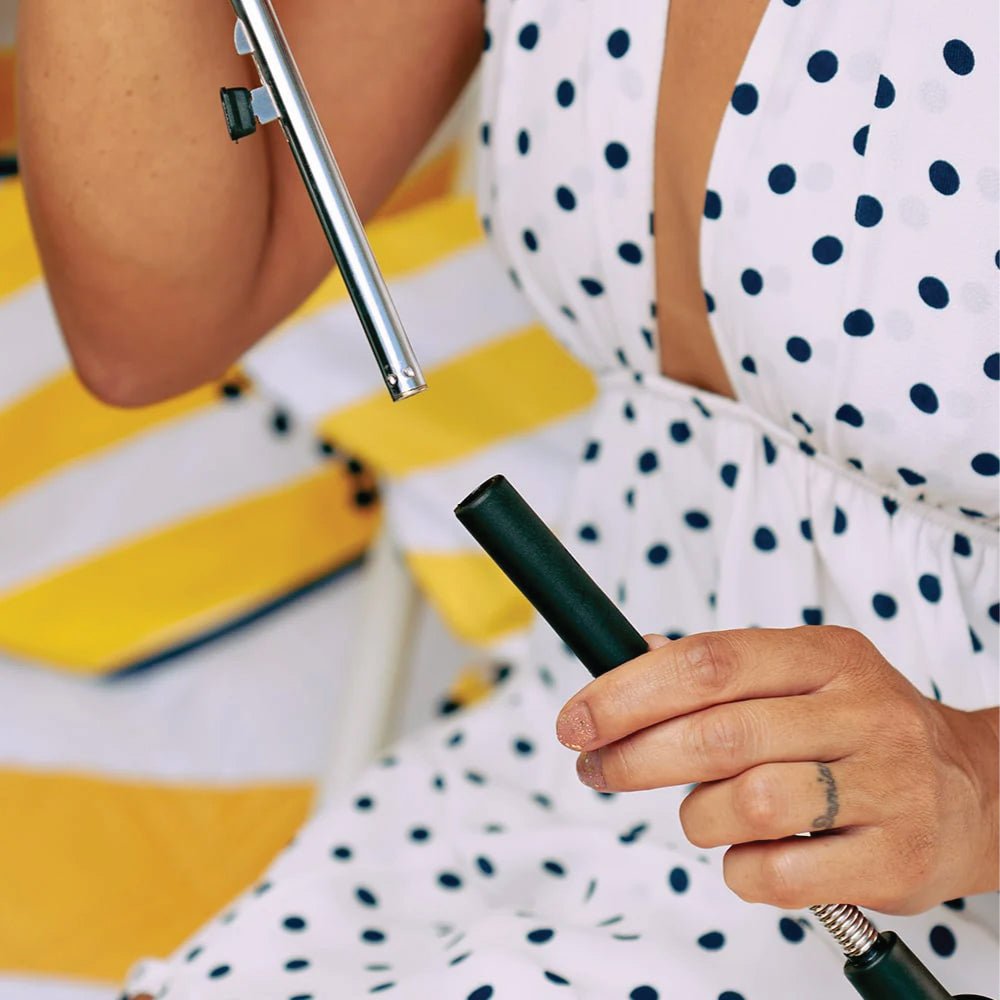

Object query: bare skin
[654,0,769,395]
[17,1,483,405]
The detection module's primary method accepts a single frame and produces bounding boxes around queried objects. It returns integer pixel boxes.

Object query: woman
[18,1,998,997]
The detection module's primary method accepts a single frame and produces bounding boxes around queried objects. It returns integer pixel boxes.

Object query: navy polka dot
[618,242,643,264]
[607,29,630,58]
[666,867,690,896]
[527,928,555,944]
[544,971,570,985]
[731,83,759,115]
[517,130,530,155]
[542,860,566,876]
[786,336,812,362]
[476,856,495,876]
[855,195,883,227]
[930,925,957,957]
[741,355,757,374]
[919,574,942,603]
[556,80,575,107]
[909,383,939,413]
[704,190,723,219]
[719,994,747,1000]
[360,929,385,944]
[704,291,716,313]
[356,887,378,907]
[943,40,975,76]
[872,593,898,619]
[518,23,539,50]
[853,125,870,156]
[556,186,577,211]
[953,533,972,557]
[522,229,538,252]
[779,917,806,943]
[753,527,778,551]
[972,453,1000,476]
[646,544,670,566]
[843,309,874,336]
[638,450,658,474]
[409,826,430,842]
[438,872,462,889]
[741,269,764,294]
[919,276,950,309]
[283,916,307,931]
[605,142,630,169]
[984,353,999,380]
[874,74,895,108]
[898,467,927,486]
[630,989,658,1000]
[806,50,838,83]
[763,436,778,465]
[468,988,494,1000]
[331,845,352,860]
[720,463,739,488]
[208,965,231,979]
[833,507,848,535]
[836,403,864,427]
[580,277,605,297]
[812,236,843,264]
[670,421,692,443]
[803,608,823,626]
[698,931,726,950]
[480,123,490,146]
[354,795,374,811]
[684,510,711,530]
[768,164,796,193]
[929,160,960,195]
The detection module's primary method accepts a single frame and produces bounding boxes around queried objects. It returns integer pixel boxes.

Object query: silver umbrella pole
[220,0,427,402]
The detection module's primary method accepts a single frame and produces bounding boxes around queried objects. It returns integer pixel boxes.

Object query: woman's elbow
[66,316,226,408]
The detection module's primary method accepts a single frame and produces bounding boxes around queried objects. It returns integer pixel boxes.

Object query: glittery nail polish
[556,701,597,750]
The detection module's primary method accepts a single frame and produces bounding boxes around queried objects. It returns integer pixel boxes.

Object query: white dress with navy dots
[127,3,999,998]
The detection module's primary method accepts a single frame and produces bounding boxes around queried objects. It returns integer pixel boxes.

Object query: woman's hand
[555,626,999,915]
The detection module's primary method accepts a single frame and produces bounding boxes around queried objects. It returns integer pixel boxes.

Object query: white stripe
[0,976,116,1000]
[0,391,323,593]
[245,244,537,421]
[385,410,592,553]
[0,570,362,783]
[0,283,70,409]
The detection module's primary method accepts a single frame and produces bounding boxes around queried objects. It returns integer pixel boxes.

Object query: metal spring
[810,903,880,958]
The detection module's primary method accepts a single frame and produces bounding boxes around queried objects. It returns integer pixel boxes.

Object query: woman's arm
[17,0,482,405]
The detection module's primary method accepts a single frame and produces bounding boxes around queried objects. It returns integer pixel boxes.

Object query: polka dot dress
[127,2,998,997]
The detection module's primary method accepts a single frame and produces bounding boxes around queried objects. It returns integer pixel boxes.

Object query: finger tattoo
[811,763,840,830]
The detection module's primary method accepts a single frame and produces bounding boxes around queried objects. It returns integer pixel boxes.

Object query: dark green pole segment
[455,475,649,677]
[844,932,991,1000]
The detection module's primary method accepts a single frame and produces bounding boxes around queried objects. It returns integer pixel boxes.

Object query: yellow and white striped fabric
[0,90,596,1000]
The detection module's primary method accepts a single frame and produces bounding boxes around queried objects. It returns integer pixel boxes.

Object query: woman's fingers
[679,760,872,848]
[574,692,863,790]
[556,626,874,752]
[722,827,933,915]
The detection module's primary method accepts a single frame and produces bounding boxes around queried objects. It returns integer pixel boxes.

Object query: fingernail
[576,750,606,789]
[645,633,671,650]
[556,701,597,750]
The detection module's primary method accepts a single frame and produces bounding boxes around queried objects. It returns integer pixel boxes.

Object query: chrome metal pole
[224,0,426,401]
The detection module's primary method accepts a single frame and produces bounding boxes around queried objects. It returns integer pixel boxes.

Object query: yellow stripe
[407,551,534,645]
[318,324,597,476]
[448,665,496,708]
[0,371,225,502]
[286,194,484,324]
[0,179,42,299]
[0,467,378,673]
[0,769,312,982]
